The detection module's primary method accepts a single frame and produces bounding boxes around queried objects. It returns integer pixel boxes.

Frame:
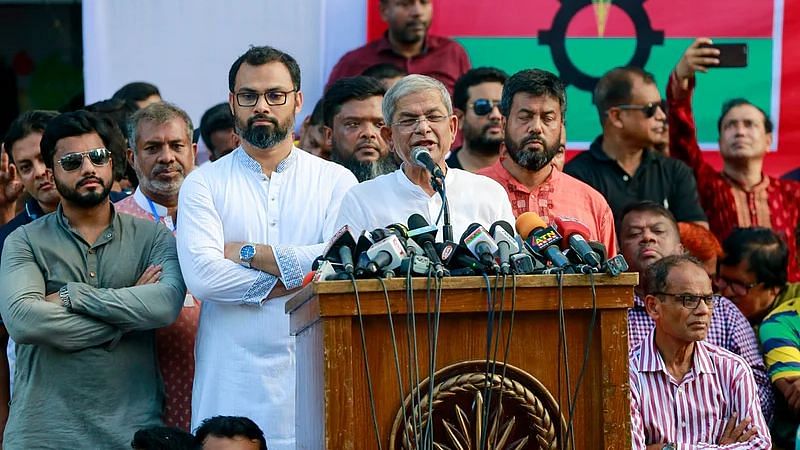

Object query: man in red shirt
[326,0,470,93]
[667,38,800,281]
[477,69,617,254]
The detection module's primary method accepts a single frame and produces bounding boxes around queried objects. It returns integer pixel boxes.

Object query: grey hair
[128,102,193,152]
[644,254,705,295]
[382,74,453,124]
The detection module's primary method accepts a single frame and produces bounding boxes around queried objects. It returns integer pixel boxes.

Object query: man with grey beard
[115,102,199,431]
[176,45,357,449]
[322,76,397,182]
[478,69,618,254]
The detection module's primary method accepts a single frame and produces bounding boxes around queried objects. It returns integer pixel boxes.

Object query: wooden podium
[286,274,637,449]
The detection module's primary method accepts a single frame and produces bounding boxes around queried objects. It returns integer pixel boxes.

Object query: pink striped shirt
[629,329,771,449]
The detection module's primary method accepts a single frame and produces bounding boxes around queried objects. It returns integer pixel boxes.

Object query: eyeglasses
[235,89,297,107]
[612,100,667,118]
[714,275,760,296]
[391,114,448,131]
[470,99,501,116]
[654,292,720,310]
[57,148,112,171]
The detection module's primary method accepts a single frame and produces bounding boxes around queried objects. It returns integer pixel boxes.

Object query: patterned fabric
[326,32,470,93]
[667,72,800,282]
[760,298,800,382]
[115,191,200,431]
[628,295,774,422]
[630,328,771,448]
[477,159,618,256]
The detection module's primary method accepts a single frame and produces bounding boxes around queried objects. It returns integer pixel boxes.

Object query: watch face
[240,244,256,261]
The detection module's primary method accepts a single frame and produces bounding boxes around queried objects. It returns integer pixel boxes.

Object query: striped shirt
[628,295,774,422]
[630,329,771,448]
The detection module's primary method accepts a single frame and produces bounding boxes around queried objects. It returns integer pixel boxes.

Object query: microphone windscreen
[407,213,429,230]
[459,222,484,243]
[553,217,592,241]
[515,212,548,239]
[489,220,515,237]
[588,241,607,262]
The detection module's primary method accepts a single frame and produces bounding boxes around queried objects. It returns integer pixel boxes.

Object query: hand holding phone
[698,42,748,68]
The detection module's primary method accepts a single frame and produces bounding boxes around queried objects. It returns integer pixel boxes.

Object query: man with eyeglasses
[668,38,800,283]
[477,69,618,255]
[630,254,770,448]
[445,67,507,172]
[322,76,397,182]
[334,74,514,238]
[564,66,707,230]
[0,110,186,449]
[326,0,470,93]
[621,201,774,423]
[176,46,357,449]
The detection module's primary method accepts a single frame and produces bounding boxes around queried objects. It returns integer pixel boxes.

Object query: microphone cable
[566,270,598,447]
[377,275,413,447]
[482,272,506,445]
[555,271,577,450]
[405,259,424,446]
[348,273,383,450]
[490,272,515,449]
[479,272,495,450]
[422,269,444,449]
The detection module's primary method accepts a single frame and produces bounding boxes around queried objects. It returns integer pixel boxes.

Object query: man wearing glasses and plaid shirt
[564,66,707,231]
[630,254,770,448]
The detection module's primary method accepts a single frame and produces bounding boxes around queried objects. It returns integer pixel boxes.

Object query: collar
[639,328,715,375]
[133,187,169,219]
[396,163,453,198]
[486,159,559,195]
[720,170,770,193]
[55,202,119,247]
[376,31,435,56]
[24,197,46,221]
[235,146,298,176]
[589,135,656,165]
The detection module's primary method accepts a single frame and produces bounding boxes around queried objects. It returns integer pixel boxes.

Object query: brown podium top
[286,274,638,334]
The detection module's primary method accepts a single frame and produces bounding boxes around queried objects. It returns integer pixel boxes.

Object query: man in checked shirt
[621,201,774,422]
[630,254,770,448]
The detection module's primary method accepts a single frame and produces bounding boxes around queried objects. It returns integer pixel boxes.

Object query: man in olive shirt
[0,111,185,449]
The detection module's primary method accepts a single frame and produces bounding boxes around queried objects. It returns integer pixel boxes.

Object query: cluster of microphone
[309,212,628,282]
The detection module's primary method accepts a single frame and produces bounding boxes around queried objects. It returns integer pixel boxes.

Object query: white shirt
[176,147,356,449]
[334,166,515,239]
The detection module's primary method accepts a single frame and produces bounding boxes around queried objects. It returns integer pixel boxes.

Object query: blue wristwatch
[239,244,256,269]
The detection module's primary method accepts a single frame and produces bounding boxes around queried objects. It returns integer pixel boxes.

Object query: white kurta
[176,147,357,449]
[334,166,515,239]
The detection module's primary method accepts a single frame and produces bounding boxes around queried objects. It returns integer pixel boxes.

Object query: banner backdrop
[367,0,796,176]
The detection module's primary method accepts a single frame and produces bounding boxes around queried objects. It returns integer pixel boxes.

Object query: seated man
[334,74,514,237]
[622,201,774,421]
[631,254,770,448]
[194,416,267,450]
[761,297,800,448]
[718,227,800,332]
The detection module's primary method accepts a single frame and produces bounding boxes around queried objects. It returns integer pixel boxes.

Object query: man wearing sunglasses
[478,69,618,255]
[0,110,187,449]
[668,38,800,283]
[564,66,707,230]
[622,201,774,423]
[630,254,770,448]
[446,67,507,173]
[176,46,357,450]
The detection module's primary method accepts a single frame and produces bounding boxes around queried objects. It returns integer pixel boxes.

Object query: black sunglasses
[470,98,501,116]
[612,100,668,118]
[57,148,112,171]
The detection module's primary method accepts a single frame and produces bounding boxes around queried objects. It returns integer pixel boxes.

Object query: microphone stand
[430,175,453,243]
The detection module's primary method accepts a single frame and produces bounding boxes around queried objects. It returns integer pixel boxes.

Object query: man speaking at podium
[334,74,514,238]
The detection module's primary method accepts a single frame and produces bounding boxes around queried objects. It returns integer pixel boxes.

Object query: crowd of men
[0,0,799,449]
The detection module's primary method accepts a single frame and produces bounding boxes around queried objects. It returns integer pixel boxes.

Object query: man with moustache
[334,74,514,238]
[630,254,770,448]
[322,76,397,182]
[115,102,199,431]
[326,0,470,93]
[478,69,617,254]
[668,38,800,281]
[176,46,357,449]
[446,67,507,172]
[0,110,186,449]
[621,201,774,421]
[564,66,707,229]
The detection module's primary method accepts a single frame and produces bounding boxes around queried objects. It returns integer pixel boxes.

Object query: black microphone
[411,146,445,179]
[407,213,445,277]
[322,226,357,274]
[460,223,499,271]
[489,221,519,275]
